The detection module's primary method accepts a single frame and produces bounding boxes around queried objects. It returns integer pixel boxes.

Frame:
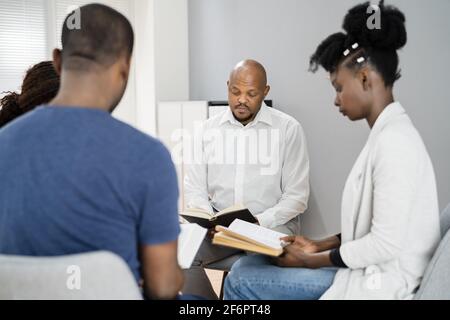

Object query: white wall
[117,0,190,136]
[188,0,450,237]
[157,101,208,211]
[153,0,190,103]
[132,0,190,136]
[133,0,157,135]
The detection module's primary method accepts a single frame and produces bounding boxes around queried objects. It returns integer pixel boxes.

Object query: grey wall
[188,0,450,237]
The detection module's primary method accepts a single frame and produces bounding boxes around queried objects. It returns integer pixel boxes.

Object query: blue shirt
[0,105,180,281]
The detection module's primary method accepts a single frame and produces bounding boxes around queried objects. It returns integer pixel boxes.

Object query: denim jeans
[224,255,337,300]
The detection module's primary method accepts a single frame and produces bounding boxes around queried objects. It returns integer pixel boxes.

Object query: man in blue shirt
[0,4,183,299]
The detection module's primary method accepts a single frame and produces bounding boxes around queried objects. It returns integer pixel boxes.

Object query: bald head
[227,59,270,125]
[229,59,267,89]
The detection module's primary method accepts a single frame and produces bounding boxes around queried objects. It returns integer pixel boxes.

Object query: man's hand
[207,227,217,240]
[280,235,319,254]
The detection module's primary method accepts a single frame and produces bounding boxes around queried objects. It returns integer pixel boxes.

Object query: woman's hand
[274,243,334,269]
[280,235,319,254]
[273,244,313,268]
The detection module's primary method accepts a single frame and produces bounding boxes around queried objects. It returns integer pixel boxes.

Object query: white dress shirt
[321,102,440,299]
[184,103,310,230]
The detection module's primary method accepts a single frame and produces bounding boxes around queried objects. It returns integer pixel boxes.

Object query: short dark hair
[61,3,134,71]
[309,0,407,87]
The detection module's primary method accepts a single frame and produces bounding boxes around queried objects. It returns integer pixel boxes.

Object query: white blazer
[321,102,441,300]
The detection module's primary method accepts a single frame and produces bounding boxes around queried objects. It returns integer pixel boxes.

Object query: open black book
[180,204,257,229]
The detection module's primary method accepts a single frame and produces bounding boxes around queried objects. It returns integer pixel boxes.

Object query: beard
[232,104,254,123]
[233,112,254,123]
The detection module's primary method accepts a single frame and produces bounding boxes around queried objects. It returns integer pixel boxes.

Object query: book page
[215,203,246,217]
[181,207,213,219]
[177,223,207,269]
[227,219,287,249]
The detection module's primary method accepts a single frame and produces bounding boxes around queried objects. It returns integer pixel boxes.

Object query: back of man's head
[61,3,134,71]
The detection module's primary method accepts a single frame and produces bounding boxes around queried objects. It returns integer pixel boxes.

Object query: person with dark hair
[224,1,440,300]
[0,4,184,299]
[0,61,59,127]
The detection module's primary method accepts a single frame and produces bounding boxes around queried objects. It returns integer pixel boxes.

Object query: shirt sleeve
[256,121,310,229]
[330,248,348,268]
[136,142,181,245]
[183,122,214,213]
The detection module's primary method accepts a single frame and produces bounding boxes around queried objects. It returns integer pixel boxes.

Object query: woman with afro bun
[224,1,440,300]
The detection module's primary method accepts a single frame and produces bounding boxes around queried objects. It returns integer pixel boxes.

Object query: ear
[263,85,271,97]
[52,49,62,76]
[357,67,371,91]
[227,80,230,87]
[118,55,131,82]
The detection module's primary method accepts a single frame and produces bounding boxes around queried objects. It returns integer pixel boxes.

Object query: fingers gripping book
[212,219,288,257]
[180,204,257,229]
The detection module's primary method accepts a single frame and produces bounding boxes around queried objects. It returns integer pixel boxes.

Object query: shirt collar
[368,101,406,141]
[219,102,273,127]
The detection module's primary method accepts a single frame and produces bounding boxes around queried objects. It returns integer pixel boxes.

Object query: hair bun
[342,1,407,51]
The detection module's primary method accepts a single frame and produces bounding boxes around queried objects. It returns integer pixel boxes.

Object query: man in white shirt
[182,59,310,299]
